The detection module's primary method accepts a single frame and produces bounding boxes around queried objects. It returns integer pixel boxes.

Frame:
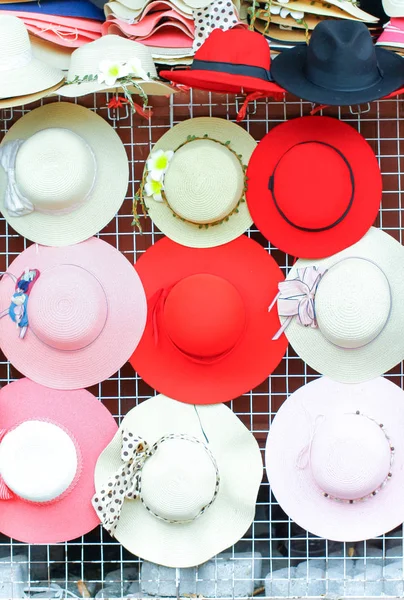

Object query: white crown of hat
[0,128,97,217]
[0,420,79,503]
[0,15,33,72]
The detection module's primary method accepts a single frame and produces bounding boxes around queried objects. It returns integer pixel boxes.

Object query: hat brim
[0,55,63,99]
[0,80,63,109]
[266,376,404,541]
[94,395,263,567]
[160,68,285,95]
[246,116,382,259]
[0,102,129,247]
[30,34,74,70]
[0,378,118,544]
[282,227,404,382]
[0,238,147,389]
[271,46,404,105]
[130,236,287,404]
[142,117,255,248]
[0,0,105,19]
[57,78,174,97]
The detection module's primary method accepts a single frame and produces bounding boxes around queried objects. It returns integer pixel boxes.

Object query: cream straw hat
[135,117,255,248]
[30,34,73,71]
[93,395,263,567]
[0,15,64,107]
[0,102,128,247]
[58,34,174,100]
[270,227,404,382]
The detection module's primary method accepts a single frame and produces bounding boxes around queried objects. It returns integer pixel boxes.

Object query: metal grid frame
[0,92,404,599]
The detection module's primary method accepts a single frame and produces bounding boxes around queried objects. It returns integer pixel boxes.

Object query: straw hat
[130,235,287,404]
[270,227,404,382]
[119,0,212,12]
[382,0,404,16]
[246,116,382,259]
[94,395,263,567]
[0,102,129,247]
[30,34,74,70]
[0,378,118,544]
[247,0,378,21]
[58,34,174,98]
[0,15,64,106]
[137,117,255,248]
[0,238,147,389]
[266,376,404,541]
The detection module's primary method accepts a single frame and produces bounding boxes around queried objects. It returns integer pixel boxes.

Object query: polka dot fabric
[192,2,245,51]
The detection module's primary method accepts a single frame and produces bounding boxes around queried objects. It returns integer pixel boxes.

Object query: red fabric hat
[130,236,287,405]
[246,116,382,259]
[160,28,285,96]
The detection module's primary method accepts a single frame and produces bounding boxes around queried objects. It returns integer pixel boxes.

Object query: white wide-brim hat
[0,237,147,389]
[58,35,174,98]
[30,34,73,71]
[94,395,263,567]
[139,118,255,248]
[0,102,129,247]
[266,376,404,542]
[382,0,404,17]
[274,227,404,382]
[0,15,64,105]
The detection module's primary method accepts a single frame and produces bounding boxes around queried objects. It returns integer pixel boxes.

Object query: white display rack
[0,91,404,599]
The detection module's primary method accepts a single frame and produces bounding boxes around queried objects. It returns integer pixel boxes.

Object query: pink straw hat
[265,376,404,542]
[0,238,147,389]
[0,378,118,544]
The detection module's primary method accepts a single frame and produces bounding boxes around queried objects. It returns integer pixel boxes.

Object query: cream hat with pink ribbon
[93,394,263,567]
[0,102,129,247]
[269,227,404,382]
[0,15,64,108]
[265,376,404,541]
[0,237,147,390]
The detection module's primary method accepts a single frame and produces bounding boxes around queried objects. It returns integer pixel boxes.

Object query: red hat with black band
[246,116,382,259]
[160,28,285,97]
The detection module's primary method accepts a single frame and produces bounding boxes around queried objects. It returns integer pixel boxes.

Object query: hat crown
[310,414,392,500]
[0,16,31,65]
[67,34,157,81]
[306,21,380,92]
[196,28,271,69]
[315,258,391,349]
[29,265,108,351]
[141,438,218,522]
[0,420,78,503]
[16,128,96,213]
[164,139,244,224]
[164,274,246,358]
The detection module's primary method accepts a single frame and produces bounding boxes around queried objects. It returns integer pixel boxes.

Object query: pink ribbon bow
[269,266,327,340]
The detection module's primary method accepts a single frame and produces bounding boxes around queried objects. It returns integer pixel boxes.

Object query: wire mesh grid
[0,91,404,599]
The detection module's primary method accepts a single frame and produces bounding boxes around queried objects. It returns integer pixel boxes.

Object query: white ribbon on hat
[0,140,34,217]
[0,49,32,72]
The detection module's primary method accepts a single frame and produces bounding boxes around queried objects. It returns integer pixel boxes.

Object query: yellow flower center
[155,155,169,170]
[109,65,120,77]
[150,180,163,194]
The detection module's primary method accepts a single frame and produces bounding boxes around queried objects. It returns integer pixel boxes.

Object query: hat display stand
[2,2,404,596]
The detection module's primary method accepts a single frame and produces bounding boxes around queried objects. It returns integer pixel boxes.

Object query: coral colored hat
[246,116,382,259]
[0,238,147,390]
[0,378,118,544]
[377,18,404,49]
[130,236,287,404]
[270,227,404,383]
[94,395,263,567]
[136,117,256,248]
[0,102,129,247]
[265,376,404,541]
[160,28,285,96]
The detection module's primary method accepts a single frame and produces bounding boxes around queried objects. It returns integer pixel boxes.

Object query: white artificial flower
[146,149,174,181]
[98,60,129,86]
[144,175,164,202]
[126,57,150,81]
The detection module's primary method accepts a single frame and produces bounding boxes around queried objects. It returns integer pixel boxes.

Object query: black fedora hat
[271,20,404,105]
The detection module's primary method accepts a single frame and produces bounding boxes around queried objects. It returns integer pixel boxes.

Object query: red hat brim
[130,236,287,405]
[246,116,382,259]
[160,68,285,95]
[0,379,118,544]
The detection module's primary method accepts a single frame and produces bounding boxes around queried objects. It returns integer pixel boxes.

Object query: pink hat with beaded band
[0,378,118,544]
[265,376,404,542]
[0,238,147,390]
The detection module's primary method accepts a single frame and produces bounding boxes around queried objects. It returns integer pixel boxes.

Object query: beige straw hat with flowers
[135,117,256,248]
[0,15,64,108]
[58,34,174,103]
